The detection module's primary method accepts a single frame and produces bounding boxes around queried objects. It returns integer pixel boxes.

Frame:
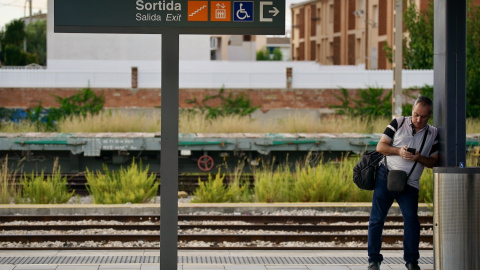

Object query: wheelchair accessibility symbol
[233,1,254,22]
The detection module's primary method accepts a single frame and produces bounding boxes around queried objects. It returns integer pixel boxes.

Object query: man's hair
[413,96,433,113]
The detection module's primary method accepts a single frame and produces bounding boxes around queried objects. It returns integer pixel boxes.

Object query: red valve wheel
[197,155,214,171]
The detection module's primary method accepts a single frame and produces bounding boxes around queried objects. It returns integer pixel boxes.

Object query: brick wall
[0,87,381,112]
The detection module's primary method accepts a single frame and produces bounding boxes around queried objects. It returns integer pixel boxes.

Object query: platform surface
[0,249,434,270]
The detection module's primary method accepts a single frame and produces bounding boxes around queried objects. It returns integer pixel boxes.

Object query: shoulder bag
[386,125,429,192]
[352,117,406,190]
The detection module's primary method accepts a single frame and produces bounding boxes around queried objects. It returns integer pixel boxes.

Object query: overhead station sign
[54,0,285,34]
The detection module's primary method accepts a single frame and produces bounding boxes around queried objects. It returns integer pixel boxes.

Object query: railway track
[0,214,434,250]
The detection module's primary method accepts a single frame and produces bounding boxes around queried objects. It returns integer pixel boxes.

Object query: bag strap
[398,116,406,130]
[385,118,429,179]
[383,116,405,165]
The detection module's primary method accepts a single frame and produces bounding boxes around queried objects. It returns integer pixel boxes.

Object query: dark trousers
[367,165,420,264]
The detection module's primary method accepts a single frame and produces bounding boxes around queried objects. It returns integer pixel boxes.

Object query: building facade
[290,0,431,69]
[46,0,210,71]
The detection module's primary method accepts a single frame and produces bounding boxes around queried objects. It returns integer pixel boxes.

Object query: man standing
[367,96,439,270]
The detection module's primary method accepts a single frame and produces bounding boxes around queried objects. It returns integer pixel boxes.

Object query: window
[329,4,334,23]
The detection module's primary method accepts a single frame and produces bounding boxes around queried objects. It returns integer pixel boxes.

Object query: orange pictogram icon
[188,1,209,21]
[211,1,231,21]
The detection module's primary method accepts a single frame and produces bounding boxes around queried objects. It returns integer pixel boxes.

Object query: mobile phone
[407,148,416,154]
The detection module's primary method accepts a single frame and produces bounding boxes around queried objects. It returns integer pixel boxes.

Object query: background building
[46,0,210,71]
[290,0,431,69]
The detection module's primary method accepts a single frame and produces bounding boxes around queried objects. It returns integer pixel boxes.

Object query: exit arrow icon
[260,1,279,22]
[269,6,279,16]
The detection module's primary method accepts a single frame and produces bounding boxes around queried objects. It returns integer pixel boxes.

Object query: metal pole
[29,0,32,23]
[160,33,179,269]
[433,0,466,166]
[392,0,403,118]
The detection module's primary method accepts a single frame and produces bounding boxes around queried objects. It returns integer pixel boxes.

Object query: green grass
[190,152,449,204]
[0,156,17,204]
[85,159,159,204]
[14,159,74,204]
[4,112,478,134]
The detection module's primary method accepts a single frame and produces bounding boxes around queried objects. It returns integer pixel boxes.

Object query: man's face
[411,102,432,130]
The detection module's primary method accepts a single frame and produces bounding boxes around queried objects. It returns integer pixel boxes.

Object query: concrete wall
[0,62,433,89]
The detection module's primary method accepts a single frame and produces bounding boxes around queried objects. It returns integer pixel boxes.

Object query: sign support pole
[160,33,179,269]
[392,0,403,118]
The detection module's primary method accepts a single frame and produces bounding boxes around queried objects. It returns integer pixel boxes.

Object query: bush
[14,160,74,204]
[256,47,283,61]
[254,162,295,202]
[4,44,38,66]
[0,156,18,204]
[253,156,374,203]
[330,85,436,118]
[85,159,159,204]
[330,87,392,117]
[27,87,105,130]
[191,167,252,203]
[186,87,259,119]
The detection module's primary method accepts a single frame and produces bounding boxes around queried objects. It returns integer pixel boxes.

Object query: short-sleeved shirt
[380,116,439,190]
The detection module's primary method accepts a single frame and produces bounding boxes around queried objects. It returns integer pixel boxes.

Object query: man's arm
[413,152,439,168]
[376,136,401,156]
[377,135,439,168]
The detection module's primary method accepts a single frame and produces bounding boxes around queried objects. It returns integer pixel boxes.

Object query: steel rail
[0,224,433,232]
[0,214,434,250]
[0,234,433,245]
[0,215,433,224]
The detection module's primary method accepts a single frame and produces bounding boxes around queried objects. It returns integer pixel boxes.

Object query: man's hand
[401,146,416,161]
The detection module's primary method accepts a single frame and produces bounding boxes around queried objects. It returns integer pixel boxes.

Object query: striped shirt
[381,116,439,190]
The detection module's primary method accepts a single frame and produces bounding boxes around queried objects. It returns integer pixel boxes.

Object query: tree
[0,19,45,66]
[384,0,433,69]
[2,20,25,46]
[256,47,283,61]
[25,20,47,66]
[466,2,480,117]
[385,0,480,118]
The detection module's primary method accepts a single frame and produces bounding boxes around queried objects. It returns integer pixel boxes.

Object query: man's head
[411,96,433,130]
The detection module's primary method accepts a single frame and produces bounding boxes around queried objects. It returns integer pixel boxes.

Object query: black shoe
[368,261,381,270]
[406,262,421,270]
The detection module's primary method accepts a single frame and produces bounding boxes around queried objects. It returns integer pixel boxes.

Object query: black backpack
[353,117,406,190]
[353,151,384,190]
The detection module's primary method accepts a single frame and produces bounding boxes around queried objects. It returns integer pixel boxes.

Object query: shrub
[186,87,259,119]
[252,155,374,203]
[192,170,230,203]
[28,87,105,130]
[254,161,296,203]
[191,166,252,203]
[330,87,392,117]
[330,86,436,118]
[419,168,433,207]
[85,159,159,204]
[0,156,17,204]
[14,160,74,204]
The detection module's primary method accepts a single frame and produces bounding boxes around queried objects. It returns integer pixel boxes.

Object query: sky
[0,0,301,34]
[0,0,47,30]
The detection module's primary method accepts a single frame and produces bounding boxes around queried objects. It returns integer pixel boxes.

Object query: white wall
[47,0,210,71]
[0,61,433,89]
